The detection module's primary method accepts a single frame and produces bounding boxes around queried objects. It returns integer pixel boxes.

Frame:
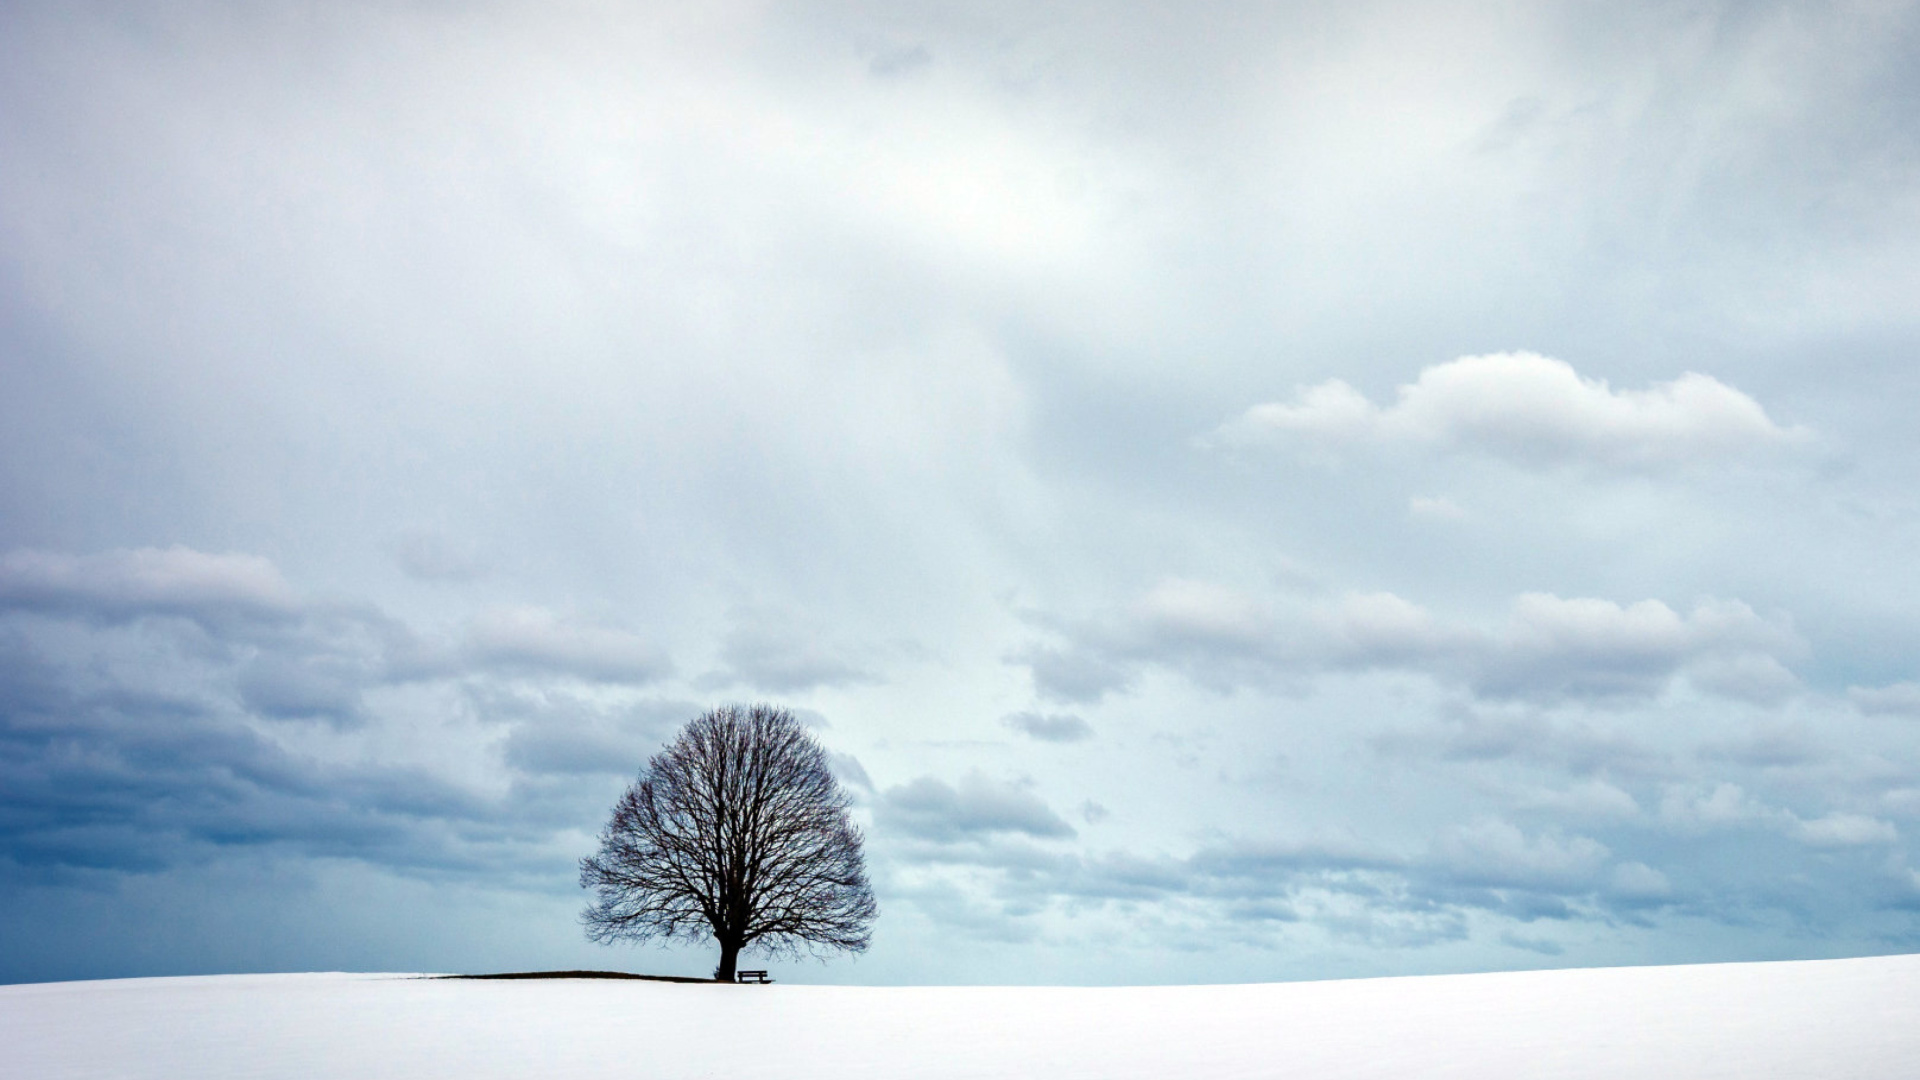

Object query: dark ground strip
[437,970,718,984]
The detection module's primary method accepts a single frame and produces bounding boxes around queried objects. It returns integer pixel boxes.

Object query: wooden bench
[735,970,771,984]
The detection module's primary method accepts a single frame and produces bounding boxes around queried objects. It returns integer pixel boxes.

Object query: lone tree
[579,703,877,981]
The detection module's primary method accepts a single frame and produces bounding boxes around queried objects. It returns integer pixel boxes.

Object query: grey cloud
[878,773,1077,842]
[867,44,932,78]
[1013,644,1133,705]
[388,530,488,583]
[495,693,690,777]
[1850,682,1920,717]
[828,751,874,793]
[1469,594,1804,703]
[891,822,1666,950]
[1023,584,1804,707]
[463,607,671,685]
[1372,708,1663,776]
[0,552,695,888]
[1002,711,1094,742]
[235,653,367,725]
[705,618,877,693]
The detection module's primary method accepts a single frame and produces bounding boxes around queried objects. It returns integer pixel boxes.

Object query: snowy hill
[5,955,1918,1079]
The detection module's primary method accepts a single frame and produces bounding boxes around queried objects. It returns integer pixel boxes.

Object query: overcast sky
[5,0,1920,986]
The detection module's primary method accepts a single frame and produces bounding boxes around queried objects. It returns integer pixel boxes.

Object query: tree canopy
[579,703,876,981]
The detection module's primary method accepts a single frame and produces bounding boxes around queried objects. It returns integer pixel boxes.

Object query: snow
[5,955,1919,1078]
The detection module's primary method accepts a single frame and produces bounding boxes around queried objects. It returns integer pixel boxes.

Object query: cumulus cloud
[1211,352,1806,468]
[1430,818,1610,892]
[1792,812,1898,848]
[877,774,1077,842]
[1607,862,1673,903]
[0,547,298,622]
[1659,782,1779,829]
[1658,784,1895,848]
[463,607,671,685]
[1315,590,1460,667]
[1474,594,1803,702]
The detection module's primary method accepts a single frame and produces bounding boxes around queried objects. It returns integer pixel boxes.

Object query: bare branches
[579,704,877,979]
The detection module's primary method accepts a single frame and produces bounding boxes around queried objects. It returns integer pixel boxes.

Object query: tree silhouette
[579,703,876,981]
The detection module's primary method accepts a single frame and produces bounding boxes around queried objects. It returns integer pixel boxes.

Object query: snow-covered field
[5,955,1918,1079]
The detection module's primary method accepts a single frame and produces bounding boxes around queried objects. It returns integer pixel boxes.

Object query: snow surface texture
[5,956,1918,1079]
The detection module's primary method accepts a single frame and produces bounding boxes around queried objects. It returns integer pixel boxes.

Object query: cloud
[0,564,692,886]
[387,530,488,583]
[1792,813,1898,848]
[1849,682,1920,717]
[828,752,874,793]
[1659,784,1896,849]
[1002,711,1094,742]
[463,607,671,685]
[703,618,876,693]
[1408,495,1468,521]
[1316,590,1461,667]
[1016,644,1132,704]
[1659,782,1778,830]
[1429,818,1610,892]
[1606,862,1673,903]
[235,653,368,725]
[877,774,1077,842]
[0,630,519,879]
[1515,779,1642,819]
[1211,353,1806,468]
[1133,579,1273,651]
[1473,594,1803,702]
[1020,582,1803,706]
[0,547,298,623]
[496,693,690,776]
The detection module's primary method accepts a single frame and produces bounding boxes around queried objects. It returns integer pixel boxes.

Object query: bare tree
[579,703,877,981]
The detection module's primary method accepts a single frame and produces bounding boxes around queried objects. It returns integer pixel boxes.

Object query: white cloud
[1316,591,1460,666]
[1476,595,1802,702]
[1026,582,1802,706]
[0,546,298,620]
[463,607,671,685]
[1408,495,1468,522]
[1659,783,1777,829]
[1792,813,1898,848]
[1516,780,1642,819]
[1607,861,1672,901]
[1132,578,1272,650]
[1213,352,1806,468]
[1660,785,1896,849]
[1431,818,1610,891]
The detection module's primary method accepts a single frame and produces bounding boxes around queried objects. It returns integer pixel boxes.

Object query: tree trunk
[715,939,740,983]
